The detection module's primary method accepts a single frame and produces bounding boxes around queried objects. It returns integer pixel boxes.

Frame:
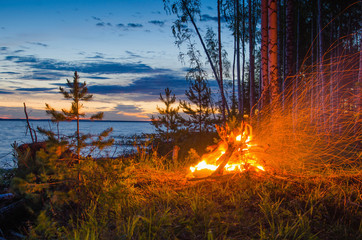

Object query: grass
[15,155,359,240]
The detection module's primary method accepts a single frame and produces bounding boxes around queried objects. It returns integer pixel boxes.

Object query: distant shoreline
[0,118,150,123]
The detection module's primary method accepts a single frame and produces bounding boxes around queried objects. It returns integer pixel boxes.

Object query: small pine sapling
[151,88,181,143]
[43,71,113,160]
[179,74,215,133]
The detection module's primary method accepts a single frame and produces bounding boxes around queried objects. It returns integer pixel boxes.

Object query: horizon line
[0,118,150,122]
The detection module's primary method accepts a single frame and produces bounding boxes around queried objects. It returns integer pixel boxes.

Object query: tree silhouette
[45,71,105,160]
[151,88,181,143]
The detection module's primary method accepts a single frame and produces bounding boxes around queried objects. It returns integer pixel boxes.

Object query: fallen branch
[23,102,37,143]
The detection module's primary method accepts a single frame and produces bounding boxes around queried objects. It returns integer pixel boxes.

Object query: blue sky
[0,0,230,120]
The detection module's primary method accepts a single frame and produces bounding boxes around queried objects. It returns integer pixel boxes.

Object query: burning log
[211,143,236,176]
[188,122,267,180]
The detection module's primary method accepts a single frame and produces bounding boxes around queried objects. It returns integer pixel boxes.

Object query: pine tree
[44,71,110,161]
[12,71,114,217]
[151,88,181,143]
[179,74,215,133]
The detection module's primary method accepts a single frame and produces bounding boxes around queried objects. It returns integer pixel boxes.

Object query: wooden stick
[23,102,34,143]
[211,144,236,176]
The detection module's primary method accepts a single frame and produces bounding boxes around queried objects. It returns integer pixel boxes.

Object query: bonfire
[188,122,267,180]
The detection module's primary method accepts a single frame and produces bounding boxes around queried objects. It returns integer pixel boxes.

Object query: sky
[0,0,230,121]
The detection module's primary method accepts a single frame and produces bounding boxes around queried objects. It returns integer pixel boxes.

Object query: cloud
[0,106,47,119]
[96,22,112,27]
[148,20,165,27]
[125,50,142,58]
[114,104,143,113]
[88,74,186,97]
[1,71,19,75]
[20,75,55,81]
[16,87,55,92]
[27,42,48,47]
[86,53,104,59]
[116,23,125,28]
[127,23,143,28]
[200,14,226,22]
[0,90,13,94]
[5,55,166,75]
[19,71,68,81]
[86,76,111,80]
[92,16,102,21]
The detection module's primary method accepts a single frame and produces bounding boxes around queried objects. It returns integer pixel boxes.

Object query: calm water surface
[0,120,155,168]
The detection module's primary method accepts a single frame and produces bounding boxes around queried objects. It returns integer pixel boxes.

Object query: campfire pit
[188,122,267,180]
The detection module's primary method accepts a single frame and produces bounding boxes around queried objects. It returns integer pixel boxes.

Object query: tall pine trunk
[286,0,294,90]
[310,1,314,123]
[218,0,226,121]
[317,0,326,129]
[261,0,269,111]
[236,0,243,119]
[182,1,230,120]
[268,0,279,112]
[241,0,246,119]
[249,0,256,118]
[356,32,362,134]
[293,4,300,134]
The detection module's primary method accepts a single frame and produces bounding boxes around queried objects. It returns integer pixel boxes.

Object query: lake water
[0,120,155,168]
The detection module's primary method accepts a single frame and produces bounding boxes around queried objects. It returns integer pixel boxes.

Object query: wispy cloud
[127,23,143,28]
[92,16,102,21]
[115,104,143,113]
[88,74,186,96]
[0,71,20,75]
[148,20,165,27]
[5,55,167,75]
[27,42,48,47]
[0,90,13,94]
[15,87,55,92]
[125,50,142,58]
[86,53,105,59]
[96,22,112,27]
[200,14,226,22]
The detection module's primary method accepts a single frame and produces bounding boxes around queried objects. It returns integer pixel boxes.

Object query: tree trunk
[285,0,294,88]
[356,32,362,135]
[310,1,314,123]
[317,0,326,129]
[232,29,236,114]
[236,0,242,119]
[182,1,230,119]
[293,4,299,134]
[268,0,279,111]
[261,0,269,111]
[241,0,246,119]
[218,0,226,121]
[249,0,256,118]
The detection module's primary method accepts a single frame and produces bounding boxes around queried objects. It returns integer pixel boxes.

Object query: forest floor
[1,162,362,239]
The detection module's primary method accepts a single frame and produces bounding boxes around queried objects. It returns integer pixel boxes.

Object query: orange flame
[189,123,265,178]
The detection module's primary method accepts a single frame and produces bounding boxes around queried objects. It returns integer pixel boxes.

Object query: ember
[188,122,266,179]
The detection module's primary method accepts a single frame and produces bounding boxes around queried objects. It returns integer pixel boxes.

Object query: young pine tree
[151,88,181,143]
[44,71,111,161]
[179,73,215,133]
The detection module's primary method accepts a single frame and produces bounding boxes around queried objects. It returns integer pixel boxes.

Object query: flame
[236,134,242,141]
[189,123,265,177]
